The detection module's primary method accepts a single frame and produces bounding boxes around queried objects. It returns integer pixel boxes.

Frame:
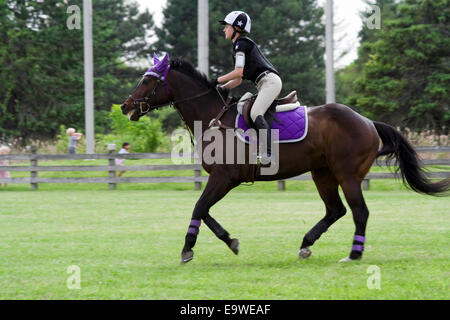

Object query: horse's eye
[142,78,150,85]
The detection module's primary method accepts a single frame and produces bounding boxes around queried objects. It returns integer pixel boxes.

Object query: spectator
[0,145,11,189]
[115,142,130,177]
[66,128,83,154]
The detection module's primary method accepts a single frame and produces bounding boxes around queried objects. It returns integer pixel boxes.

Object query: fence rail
[0,147,448,190]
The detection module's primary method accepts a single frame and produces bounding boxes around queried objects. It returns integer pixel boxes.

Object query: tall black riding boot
[254,115,272,165]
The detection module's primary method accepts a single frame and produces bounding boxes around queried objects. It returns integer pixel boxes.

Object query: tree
[154,0,197,63]
[357,0,399,66]
[347,0,449,133]
[0,0,154,142]
[336,0,399,105]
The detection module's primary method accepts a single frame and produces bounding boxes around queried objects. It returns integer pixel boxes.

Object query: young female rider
[214,11,282,165]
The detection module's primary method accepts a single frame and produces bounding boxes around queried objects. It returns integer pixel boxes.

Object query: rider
[214,11,282,165]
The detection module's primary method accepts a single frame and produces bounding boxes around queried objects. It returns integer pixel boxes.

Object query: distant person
[115,142,130,177]
[0,145,11,189]
[66,128,83,154]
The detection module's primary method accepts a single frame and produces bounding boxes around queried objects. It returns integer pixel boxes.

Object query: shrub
[101,105,165,153]
[54,106,171,154]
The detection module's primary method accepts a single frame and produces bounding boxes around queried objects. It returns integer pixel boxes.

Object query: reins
[129,76,215,116]
[206,87,235,130]
[173,88,214,105]
[207,87,254,130]
[130,66,252,120]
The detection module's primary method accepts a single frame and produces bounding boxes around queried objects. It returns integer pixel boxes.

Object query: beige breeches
[250,72,282,122]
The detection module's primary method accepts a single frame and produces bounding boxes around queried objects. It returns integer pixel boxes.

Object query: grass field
[0,185,448,300]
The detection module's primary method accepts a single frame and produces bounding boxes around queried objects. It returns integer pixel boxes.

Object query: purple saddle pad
[235,105,308,143]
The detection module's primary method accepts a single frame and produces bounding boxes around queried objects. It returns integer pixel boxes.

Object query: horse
[121,53,449,264]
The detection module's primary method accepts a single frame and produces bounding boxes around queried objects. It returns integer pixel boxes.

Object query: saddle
[238,91,298,128]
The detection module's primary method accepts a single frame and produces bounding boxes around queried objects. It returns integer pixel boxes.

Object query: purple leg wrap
[188,227,199,235]
[187,219,201,235]
[190,219,201,227]
[352,244,364,252]
[354,235,366,243]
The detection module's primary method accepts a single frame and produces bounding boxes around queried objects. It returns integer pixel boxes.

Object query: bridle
[128,68,213,116]
[127,66,256,144]
[128,69,170,115]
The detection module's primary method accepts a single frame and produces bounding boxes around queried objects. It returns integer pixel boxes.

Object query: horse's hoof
[338,256,357,263]
[299,247,312,259]
[338,256,351,263]
[229,238,239,255]
[181,250,194,264]
[339,254,362,263]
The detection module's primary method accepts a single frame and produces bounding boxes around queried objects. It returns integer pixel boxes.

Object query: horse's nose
[121,103,127,113]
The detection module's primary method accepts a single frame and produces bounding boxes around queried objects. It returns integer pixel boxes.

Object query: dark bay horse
[121,54,449,263]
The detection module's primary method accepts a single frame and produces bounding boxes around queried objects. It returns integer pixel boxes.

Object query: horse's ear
[161,53,169,65]
[153,53,160,65]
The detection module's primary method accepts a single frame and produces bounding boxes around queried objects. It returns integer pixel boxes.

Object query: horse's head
[121,53,171,121]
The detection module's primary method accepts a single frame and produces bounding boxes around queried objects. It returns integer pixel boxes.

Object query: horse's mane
[169,58,229,96]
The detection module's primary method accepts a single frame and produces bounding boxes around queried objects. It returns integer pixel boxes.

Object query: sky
[134,0,370,69]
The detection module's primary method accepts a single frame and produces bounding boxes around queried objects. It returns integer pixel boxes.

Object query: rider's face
[223,24,234,40]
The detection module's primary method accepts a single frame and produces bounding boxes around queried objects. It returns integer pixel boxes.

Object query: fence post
[107,144,116,190]
[362,179,370,190]
[29,146,38,190]
[278,180,286,191]
[194,168,202,190]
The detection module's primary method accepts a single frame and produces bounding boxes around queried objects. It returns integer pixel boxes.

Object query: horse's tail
[373,121,449,196]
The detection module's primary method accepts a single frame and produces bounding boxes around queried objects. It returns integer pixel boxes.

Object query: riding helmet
[219,11,251,34]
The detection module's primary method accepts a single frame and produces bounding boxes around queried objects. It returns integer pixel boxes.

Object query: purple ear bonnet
[145,53,170,80]
[153,52,160,64]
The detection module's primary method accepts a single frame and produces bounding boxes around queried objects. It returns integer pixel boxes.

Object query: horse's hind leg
[181,172,239,263]
[299,168,347,259]
[338,178,369,262]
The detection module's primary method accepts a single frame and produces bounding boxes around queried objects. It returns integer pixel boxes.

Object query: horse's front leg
[181,172,239,263]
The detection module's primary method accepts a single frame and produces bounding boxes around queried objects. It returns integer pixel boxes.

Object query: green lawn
[0,188,448,299]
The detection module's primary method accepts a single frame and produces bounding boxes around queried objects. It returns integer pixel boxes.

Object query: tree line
[0,0,447,145]
[337,0,449,135]
[0,0,154,142]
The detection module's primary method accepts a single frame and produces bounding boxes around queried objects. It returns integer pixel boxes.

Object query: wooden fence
[278,146,450,190]
[0,146,448,191]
